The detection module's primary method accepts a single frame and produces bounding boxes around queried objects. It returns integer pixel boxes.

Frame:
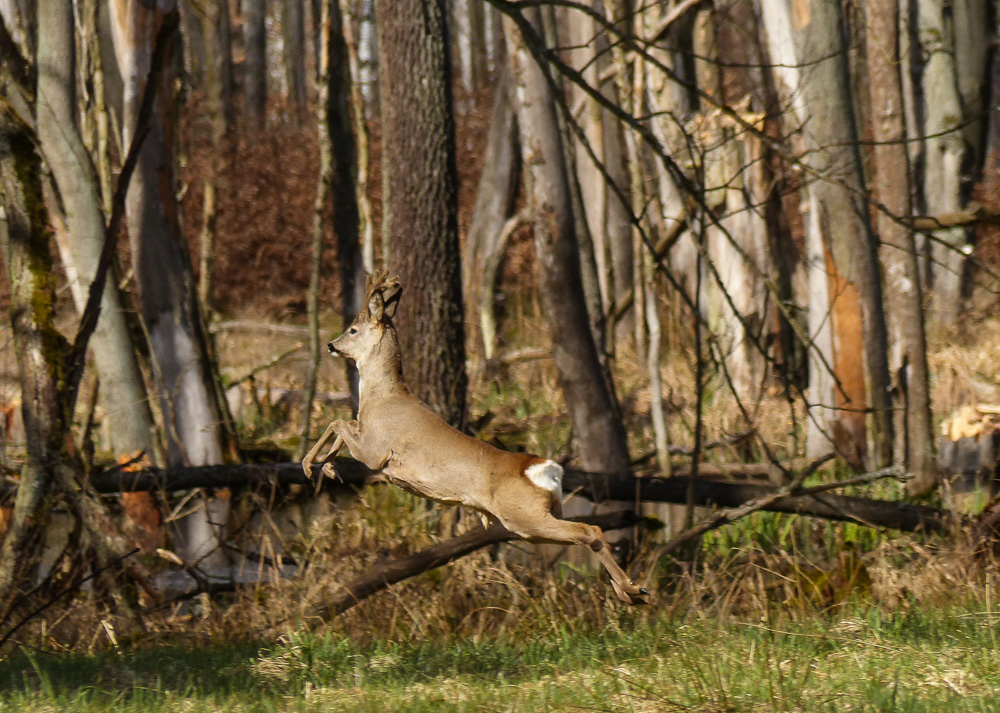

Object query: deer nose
[327,341,338,355]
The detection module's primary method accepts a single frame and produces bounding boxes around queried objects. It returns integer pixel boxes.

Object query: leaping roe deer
[302,271,647,604]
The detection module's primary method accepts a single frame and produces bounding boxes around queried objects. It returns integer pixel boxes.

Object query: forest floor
[2,602,999,712]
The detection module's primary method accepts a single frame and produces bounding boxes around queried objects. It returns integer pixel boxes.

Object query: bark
[327,0,365,406]
[36,0,157,463]
[198,0,233,310]
[760,0,893,468]
[376,0,467,427]
[504,8,628,473]
[243,0,267,125]
[463,66,519,359]
[466,0,487,90]
[985,1,1000,179]
[301,0,364,455]
[36,0,163,547]
[281,0,308,123]
[179,1,205,83]
[0,119,65,605]
[917,0,969,319]
[865,0,937,497]
[109,1,233,568]
[84,459,952,534]
[0,82,155,613]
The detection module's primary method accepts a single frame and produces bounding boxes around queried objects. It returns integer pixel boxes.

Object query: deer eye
[348,327,358,335]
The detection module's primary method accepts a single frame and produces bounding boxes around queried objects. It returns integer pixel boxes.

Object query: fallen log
[83,458,954,533]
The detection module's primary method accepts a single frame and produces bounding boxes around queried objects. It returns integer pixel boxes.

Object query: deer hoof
[612,579,649,605]
[321,462,338,481]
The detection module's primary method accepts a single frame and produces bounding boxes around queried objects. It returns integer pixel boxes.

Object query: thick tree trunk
[281,0,308,123]
[243,0,267,125]
[109,1,233,568]
[761,0,893,468]
[865,0,937,497]
[0,123,66,604]
[376,0,467,427]
[504,8,629,473]
[0,96,154,614]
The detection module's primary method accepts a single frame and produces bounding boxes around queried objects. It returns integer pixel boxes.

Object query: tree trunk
[761,0,894,469]
[865,0,937,496]
[504,8,629,473]
[199,0,233,311]
[36,0,164,548]
[0,122,65,605]
[376,0,467,427]
[243,0,267,125]
[109,1,233,568]
[327,0,365,406]
[466,0,487,90]
[281,0,308,123]
[463,66,519,360]
[985,1,1000,180]
[917,0,969,320]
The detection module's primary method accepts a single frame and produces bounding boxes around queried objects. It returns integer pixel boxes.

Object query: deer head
[327,271,402,366]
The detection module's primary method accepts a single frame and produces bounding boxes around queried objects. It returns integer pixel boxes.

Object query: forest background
[1,0,1000,709]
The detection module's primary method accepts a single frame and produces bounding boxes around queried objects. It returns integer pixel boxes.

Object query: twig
[223,342,304,387]
[656,454,835,557]
[0,548,139,651]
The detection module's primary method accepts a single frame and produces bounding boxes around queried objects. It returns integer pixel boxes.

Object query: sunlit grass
[3,604,999,712]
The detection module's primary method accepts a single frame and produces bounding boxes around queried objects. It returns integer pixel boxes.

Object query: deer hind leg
[512,512,647,605]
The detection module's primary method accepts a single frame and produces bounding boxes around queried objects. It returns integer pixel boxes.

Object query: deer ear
[383,286,402,319]
[368,291,385,321]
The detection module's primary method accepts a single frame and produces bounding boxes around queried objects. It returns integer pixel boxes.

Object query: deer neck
[356,332,408,404]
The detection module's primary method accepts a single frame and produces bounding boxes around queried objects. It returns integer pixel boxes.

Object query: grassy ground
[3,603,999,712]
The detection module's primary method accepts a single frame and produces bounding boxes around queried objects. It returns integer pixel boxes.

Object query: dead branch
[310,510,639,619]
[656,455,831,556]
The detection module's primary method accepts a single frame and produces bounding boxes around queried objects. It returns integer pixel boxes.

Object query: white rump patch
[525,460,563,502]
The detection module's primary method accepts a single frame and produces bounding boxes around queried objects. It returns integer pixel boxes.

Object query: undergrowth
[3,602,999,712]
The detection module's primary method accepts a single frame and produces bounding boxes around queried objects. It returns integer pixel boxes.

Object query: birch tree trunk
[36,0,164,548]
[917,0,969,320]
[109,1,232,568]
[504,8,629,474]
[865,0,937,496]
[377,0,467,427]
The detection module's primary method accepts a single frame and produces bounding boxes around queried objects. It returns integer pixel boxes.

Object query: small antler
[362,270,401,319]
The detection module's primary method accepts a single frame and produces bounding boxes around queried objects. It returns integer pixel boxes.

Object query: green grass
[3,605,999,712]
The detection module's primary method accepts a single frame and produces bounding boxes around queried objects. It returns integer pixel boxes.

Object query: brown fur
[303,272,646,604]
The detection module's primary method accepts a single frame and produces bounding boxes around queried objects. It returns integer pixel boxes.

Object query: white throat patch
[525,460,563,501]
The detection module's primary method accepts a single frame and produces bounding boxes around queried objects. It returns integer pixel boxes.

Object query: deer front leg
[302,422,339,478]
[327,419,392,472]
